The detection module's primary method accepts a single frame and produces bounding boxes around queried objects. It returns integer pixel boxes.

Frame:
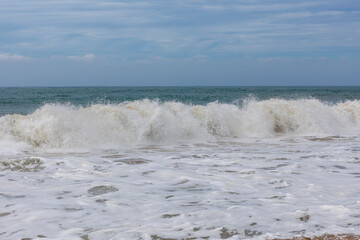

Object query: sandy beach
[273,234,360,240]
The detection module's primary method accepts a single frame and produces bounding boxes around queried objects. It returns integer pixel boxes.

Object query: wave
[0,99,359,149]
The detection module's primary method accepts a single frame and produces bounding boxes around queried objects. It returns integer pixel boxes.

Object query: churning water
[0,87,360,239]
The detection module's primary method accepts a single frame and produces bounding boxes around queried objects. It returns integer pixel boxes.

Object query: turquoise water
[1,86,360,116]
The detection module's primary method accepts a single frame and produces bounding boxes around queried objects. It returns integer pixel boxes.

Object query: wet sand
[273,234,360,240]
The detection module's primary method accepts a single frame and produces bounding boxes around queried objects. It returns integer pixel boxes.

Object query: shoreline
[273,235,360,240]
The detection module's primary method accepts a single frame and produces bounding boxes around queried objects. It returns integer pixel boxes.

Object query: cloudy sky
[0,0,359,86]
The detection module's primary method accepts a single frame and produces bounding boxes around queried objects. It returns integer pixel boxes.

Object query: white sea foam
[1,98,360,239]
[0,99,359,150]
[1,135,360,239]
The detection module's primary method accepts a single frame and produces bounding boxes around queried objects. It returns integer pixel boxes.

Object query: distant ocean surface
[1,87,360,240]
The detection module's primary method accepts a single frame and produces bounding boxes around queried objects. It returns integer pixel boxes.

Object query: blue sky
[0,0,359,86]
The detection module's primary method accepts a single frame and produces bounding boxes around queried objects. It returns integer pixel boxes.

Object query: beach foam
[0,99,359,149]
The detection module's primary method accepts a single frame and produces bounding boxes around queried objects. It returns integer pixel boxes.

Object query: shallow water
[1,136,360,239]
[0,87,360,239]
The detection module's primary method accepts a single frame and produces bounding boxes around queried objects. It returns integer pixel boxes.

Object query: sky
[0,0,359,86]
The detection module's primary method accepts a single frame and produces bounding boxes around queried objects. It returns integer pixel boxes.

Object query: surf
[0,98,359,149]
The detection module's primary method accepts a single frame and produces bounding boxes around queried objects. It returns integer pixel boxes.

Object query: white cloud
[0,53,32,62]
[67,54,95,61]
[202,5,226,11]
[317,57,327,61]
[192,55,209,63]
[278,11,344,19]
[232,2,321,13]
[257,57,296,62]
[0,0,359,59]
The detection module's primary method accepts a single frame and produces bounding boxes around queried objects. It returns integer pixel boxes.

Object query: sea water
[0,87,359,240]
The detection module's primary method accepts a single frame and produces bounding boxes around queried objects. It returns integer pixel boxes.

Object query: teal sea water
[1,86,360,116]
[1,86,360,240]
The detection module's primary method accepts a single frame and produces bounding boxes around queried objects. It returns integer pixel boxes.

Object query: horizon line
[1,85,360,88]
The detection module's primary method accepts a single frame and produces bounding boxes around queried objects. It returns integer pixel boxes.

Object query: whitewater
[1,99,360,149]
[1,89,360,240]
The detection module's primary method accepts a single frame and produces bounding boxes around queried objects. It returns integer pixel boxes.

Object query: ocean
[0,87,359,240]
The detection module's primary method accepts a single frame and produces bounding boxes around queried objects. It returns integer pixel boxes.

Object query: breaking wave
[0,99,359,149]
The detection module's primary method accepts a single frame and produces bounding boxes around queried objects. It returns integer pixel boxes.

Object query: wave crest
[0,99,359,148]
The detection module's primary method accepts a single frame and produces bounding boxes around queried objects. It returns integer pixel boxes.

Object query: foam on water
[0,99,359,150]
[1,98,360,240]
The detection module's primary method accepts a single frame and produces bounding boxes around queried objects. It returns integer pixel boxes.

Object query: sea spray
[0,98,359,149]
